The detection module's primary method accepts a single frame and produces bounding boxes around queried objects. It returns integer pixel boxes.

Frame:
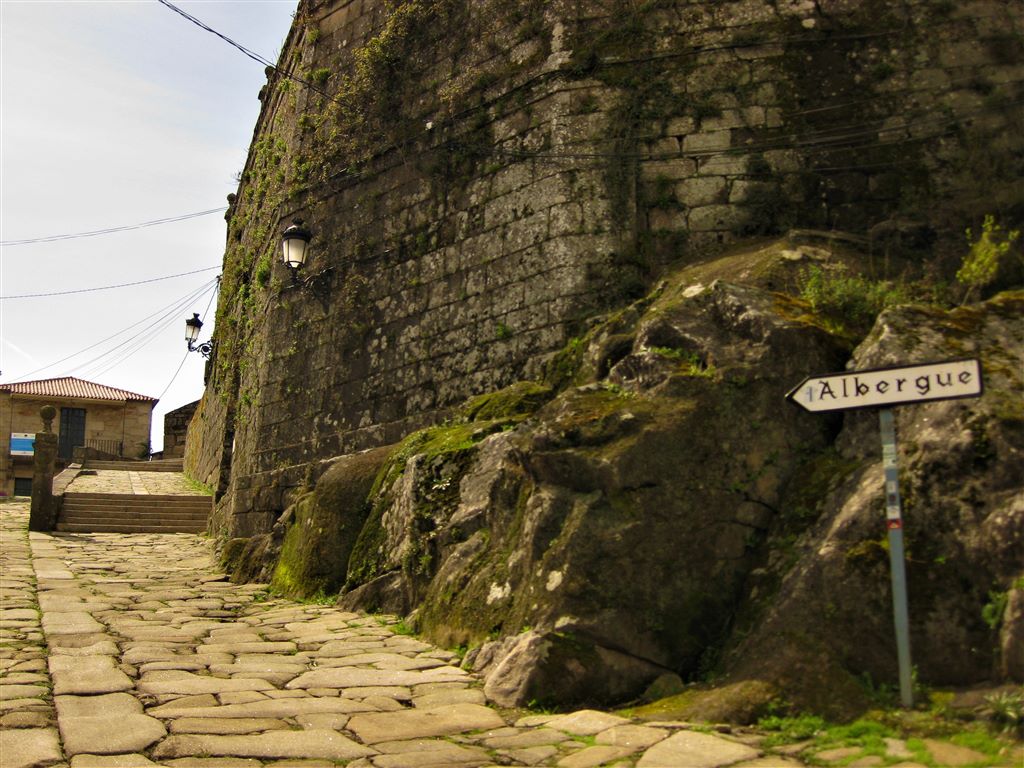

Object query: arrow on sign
[786,358,983,413]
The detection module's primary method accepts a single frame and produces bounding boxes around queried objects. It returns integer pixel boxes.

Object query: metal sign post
[787,358,983,709]
[879,408,913,708]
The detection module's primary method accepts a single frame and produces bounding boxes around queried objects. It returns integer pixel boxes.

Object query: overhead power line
[9,278,219,381]
[0,266,220,300]
[156,351,192,403]
[89,276,221,380]
[155,0,329,97]
[0,207,227,247]
[151,277,220,399]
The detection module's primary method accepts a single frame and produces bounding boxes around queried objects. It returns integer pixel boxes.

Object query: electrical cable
[67,283,215,380]
[89,277,221,380]
[0,266,220,300]
[154,0,329,97]
[80,279,220,379]
[134,280,222,397]
[200,278,220,325]
[10,278,218,381]
[156,350,191,403]
[0,208,227,247]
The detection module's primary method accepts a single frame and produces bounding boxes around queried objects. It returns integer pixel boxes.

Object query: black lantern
[282,220,312,280]
[185,313,213,358]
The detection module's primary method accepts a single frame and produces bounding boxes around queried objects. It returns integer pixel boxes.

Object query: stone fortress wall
[187,0,1024,538]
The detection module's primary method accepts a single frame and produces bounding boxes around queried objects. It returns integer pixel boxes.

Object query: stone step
[64,493,210,506]
[62,500,210,509]
[57,509,209,533]
[64,492,207,501]
[58,490,211,533]
[54,521,207,534]
[62,506,210,517]
[59,501,209,514]
[60,514,209,528]
[84,459,185,472]
[61,516,209,526]
[63,498,211,510]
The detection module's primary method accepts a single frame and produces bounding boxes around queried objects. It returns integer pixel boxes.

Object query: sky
[0,0,299,451]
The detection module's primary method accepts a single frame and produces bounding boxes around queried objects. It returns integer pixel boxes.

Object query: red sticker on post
[887,520,902,530]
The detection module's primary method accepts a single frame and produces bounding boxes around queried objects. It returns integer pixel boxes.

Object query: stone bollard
[29,406,59,532]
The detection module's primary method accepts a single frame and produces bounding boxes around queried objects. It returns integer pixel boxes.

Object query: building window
[14,478,32,496]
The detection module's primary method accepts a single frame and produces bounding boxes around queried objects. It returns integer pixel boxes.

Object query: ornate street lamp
[282,220,312,282]
[185,313,213,358]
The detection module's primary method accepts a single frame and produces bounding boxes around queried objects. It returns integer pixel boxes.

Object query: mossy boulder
[341,401,542,614]
[337,275,1021,711]
[459,381,554,422]
[341,270,850,707]
[225,534,275,584]
[626,679,782,726]
[269,446,393,599]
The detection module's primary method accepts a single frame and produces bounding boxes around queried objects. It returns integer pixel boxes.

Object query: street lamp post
[282,220,312,283]
[185,313,213,359]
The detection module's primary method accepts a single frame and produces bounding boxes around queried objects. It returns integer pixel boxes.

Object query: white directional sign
[786,358,983,413]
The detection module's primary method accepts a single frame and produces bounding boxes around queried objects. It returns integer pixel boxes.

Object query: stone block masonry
[188,0,1024,538]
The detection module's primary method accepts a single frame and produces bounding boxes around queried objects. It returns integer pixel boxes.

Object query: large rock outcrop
[225,240,1023,715]
[339,268,850,707]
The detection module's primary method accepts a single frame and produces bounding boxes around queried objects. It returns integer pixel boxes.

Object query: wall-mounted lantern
[282,220,312,283]
[185,313,213,359]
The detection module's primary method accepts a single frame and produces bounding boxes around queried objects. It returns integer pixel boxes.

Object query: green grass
[759,714,827,746]
[797,264,912,339]
[758,712,1020,767]
[183,475,215,496]
[391,619,416,636]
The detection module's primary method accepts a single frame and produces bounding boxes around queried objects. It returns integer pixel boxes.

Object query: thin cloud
[2,338,40,374]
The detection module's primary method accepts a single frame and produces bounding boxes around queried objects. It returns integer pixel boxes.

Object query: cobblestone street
[0,499,1014,767]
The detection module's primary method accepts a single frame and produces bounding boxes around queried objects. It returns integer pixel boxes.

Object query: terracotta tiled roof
[0,377,157,403]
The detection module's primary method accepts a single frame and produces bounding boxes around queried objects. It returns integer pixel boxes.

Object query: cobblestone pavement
[1,500,1014,767]
[65,471,206,496]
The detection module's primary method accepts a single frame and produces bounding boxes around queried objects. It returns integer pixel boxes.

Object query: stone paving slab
[59,713,167,756]
[370,739,492,767]
[0,727,64,768]
[346,702,506,744]
[636,730,761,767]
[69,756,161,767]
[168,717,290,734]
[151,729,376,761]
[49,655,134,695]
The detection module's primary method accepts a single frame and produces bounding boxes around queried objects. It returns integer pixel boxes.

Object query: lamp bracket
[301,266,334,293]
[188,340,214,359]
[282,266,333,302]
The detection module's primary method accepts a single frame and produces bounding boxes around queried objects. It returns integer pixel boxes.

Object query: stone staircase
[56,492,211,534]
[83,458,185,472]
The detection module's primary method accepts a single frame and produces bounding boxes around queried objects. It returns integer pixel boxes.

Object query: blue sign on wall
[10,433,34,456]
